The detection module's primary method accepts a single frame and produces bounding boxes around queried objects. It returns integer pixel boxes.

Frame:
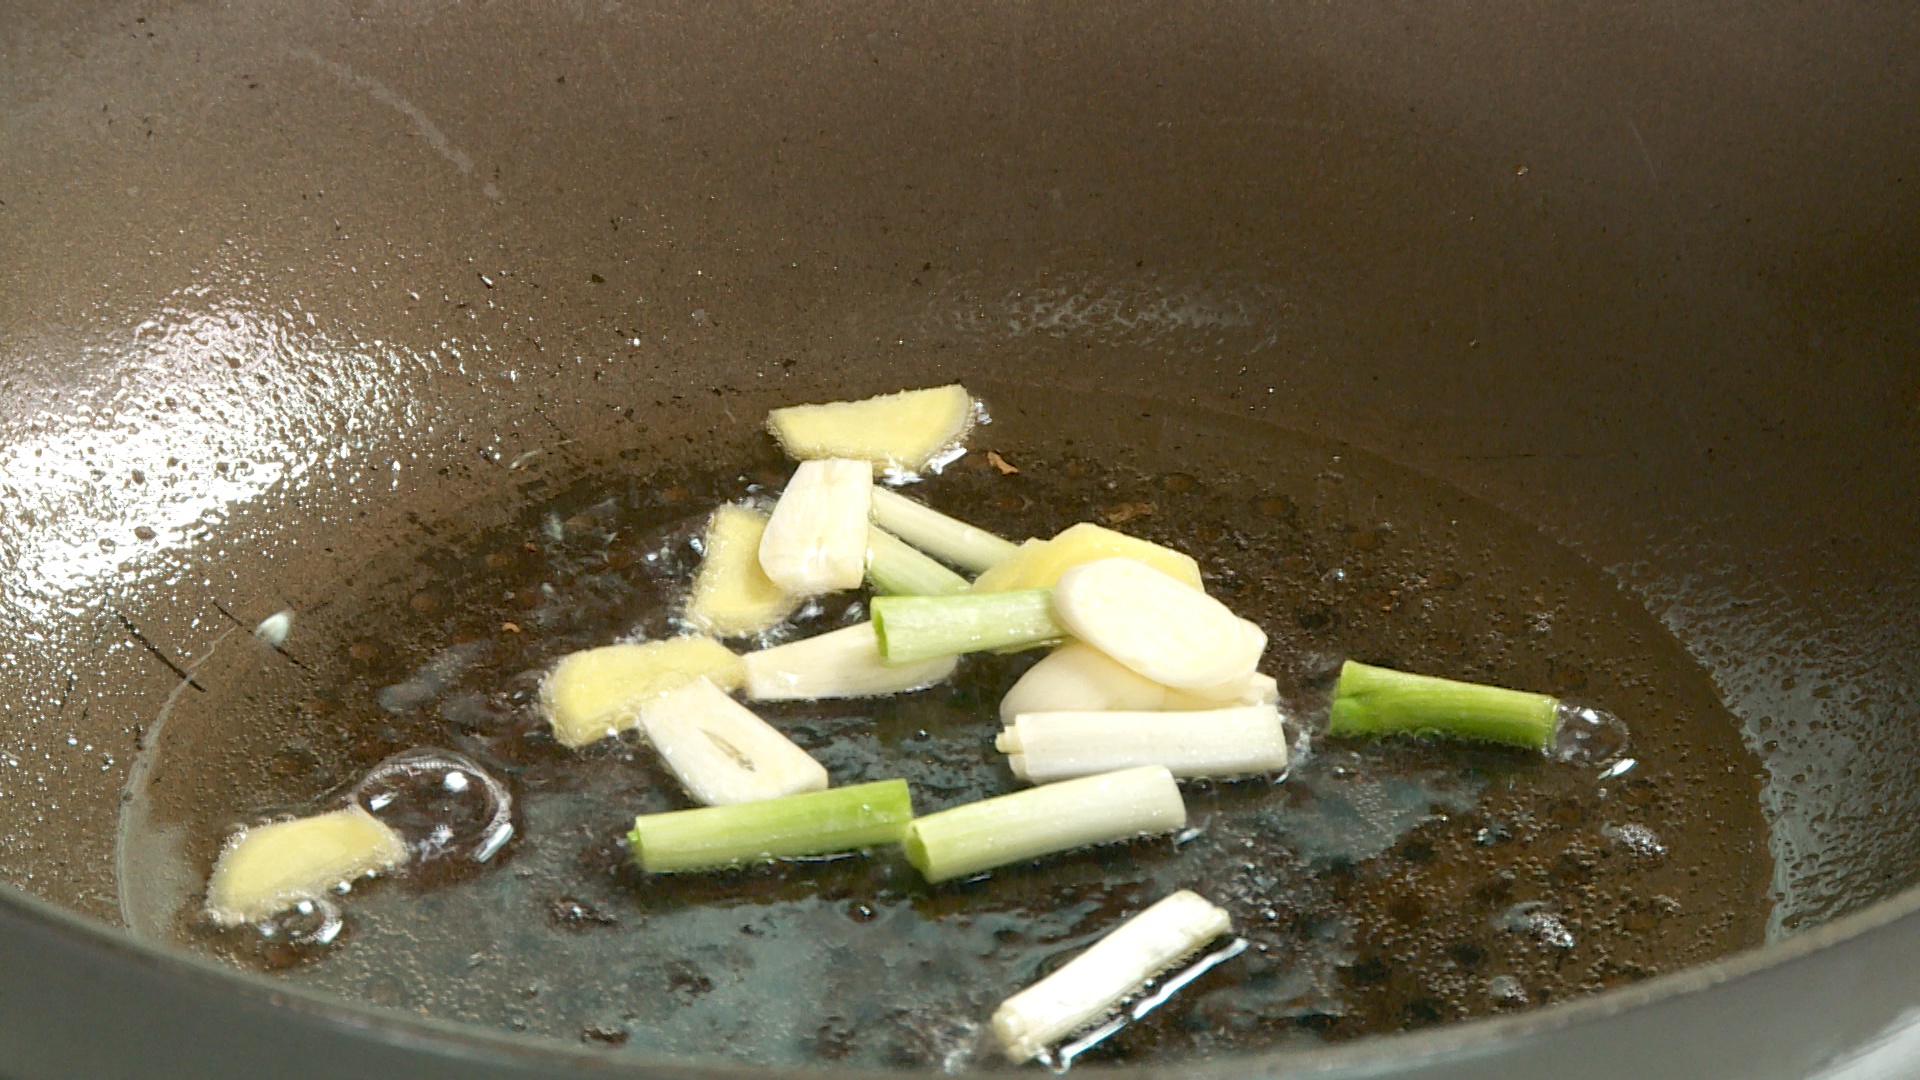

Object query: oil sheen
[116,387,1773,1069]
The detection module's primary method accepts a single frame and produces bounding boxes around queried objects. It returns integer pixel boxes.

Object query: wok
[1,1,1916,1077]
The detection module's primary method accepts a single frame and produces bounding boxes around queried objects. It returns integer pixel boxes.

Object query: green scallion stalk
[866,527,972,597]
[1327,660,1558,751]
[628,779,915,873]
[870,589,1064,664]
[903,765,1185,883]
[870,487,1021,573]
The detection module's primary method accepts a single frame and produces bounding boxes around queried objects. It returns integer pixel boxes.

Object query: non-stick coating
[0,2,1916,1077]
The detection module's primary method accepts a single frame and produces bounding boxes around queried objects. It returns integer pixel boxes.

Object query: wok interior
[113,389,1774,1063]
[1,0,1916,1063]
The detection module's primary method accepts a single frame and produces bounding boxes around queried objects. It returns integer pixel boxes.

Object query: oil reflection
[0,291,430,630]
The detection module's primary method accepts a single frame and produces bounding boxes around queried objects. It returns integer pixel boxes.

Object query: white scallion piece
[991,890,1233,1063]
[903,765,1185,883]
[867,526,971,596]
[205,806,409,926]
[1050,557,1266,691]
[758,458,874,596]
[870,590,1063,663]
[742,622,958,701]
[640,677,829,805]
[766,384,977,473]
[870,487,1020,574]
[686,504,800,636]
[997,704,1289,783]
[540,637,745,749]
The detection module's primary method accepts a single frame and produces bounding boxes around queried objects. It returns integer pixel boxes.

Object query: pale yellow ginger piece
[686,504,800,636]
[541,637,745,748]
[766,384,976,472]
[968,538,1046,593]
[970,522,1204,593]
[205,805,408,926]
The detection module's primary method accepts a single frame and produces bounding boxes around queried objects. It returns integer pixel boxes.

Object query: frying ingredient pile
[200,385,1629,1065]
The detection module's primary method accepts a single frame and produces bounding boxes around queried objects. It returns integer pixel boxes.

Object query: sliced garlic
[758,458,874,596]
[1001,643,1280,721]
[1050,558,1265,691]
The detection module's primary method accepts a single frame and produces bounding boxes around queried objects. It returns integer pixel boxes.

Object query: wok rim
[2,867,1909,1077]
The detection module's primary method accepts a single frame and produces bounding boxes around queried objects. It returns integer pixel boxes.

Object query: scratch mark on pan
[1626,119,1660,186]
[508,439,576,471]
[205,597,246,629]
[112,611,206,692]
[288,47,504,200]
[116,626,234,931]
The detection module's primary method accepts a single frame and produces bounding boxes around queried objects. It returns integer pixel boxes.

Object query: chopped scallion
[640,677,829,805]
[999,642,1277,720]
[991,890,1233,1063]
[903,765,1185,883]
[742,622,958,700]
[869,487,1021,574]
[628,779,915,873]
[871,589,1063,664]
[999,704,1289,783]
[1328,659,1558,751]
[866,526,972,596]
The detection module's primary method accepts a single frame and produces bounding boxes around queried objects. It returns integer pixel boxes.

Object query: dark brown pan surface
[119,389,1769,1066]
